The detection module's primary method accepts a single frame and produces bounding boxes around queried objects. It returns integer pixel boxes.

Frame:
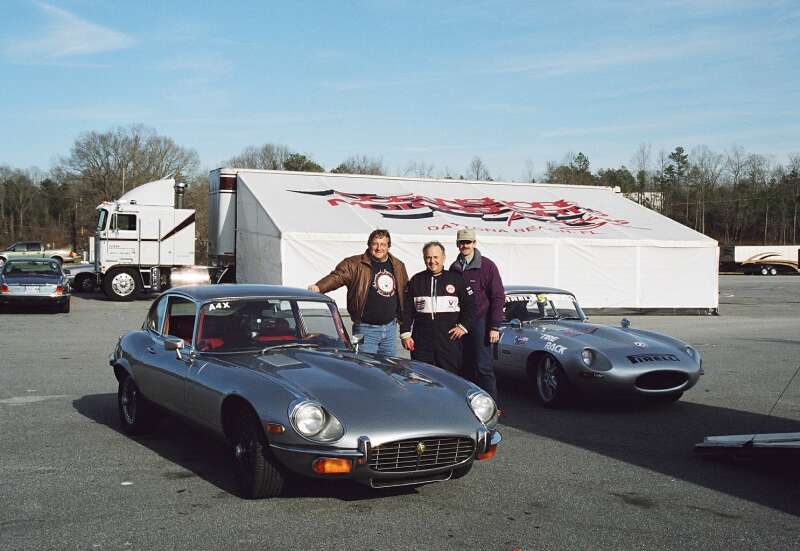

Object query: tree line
[1,125,798,254]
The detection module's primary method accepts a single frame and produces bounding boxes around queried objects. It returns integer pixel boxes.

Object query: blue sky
[1,0,798,180]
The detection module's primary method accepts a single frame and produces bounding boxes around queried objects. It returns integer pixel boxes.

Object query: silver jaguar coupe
[496,286,704,407]
[109,284,501,499]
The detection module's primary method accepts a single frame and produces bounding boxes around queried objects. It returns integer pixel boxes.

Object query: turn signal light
[265,423,285,434]
[477,445,497,461]
[0,284,8,293]
[312,457,353,474]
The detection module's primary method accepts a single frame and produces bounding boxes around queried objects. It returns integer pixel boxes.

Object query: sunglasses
[457,240,474,246]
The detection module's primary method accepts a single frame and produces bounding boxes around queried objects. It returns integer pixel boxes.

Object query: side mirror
[510,318,522,329]
[621,318,631,329]
[350,334,364,353]
[164,336,185,359]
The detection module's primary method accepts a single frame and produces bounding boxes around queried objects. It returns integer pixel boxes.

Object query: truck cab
[94,178,200,300]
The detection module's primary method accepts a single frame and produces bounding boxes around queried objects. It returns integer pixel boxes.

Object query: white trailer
[93,178,212,300]
[734,245,800,275]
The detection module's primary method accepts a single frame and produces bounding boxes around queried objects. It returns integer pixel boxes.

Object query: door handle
[146,346,156,354]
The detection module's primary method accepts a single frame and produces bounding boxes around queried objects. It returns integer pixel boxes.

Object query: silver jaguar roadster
[109,284,501,499]
[496,286,703,407]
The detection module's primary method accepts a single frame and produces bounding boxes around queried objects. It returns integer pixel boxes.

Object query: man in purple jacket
[449,229,505,401]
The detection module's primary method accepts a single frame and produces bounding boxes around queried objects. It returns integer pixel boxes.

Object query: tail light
[0,284,8,293]
[55,285,64,295]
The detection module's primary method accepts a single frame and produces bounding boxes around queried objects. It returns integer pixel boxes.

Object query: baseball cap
[456,229,476,241]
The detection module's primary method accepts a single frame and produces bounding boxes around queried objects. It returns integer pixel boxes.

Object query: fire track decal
[290,189,631,230]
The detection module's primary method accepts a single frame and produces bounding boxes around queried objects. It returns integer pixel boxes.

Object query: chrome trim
[268,443,362,459]
[357,436,371,466]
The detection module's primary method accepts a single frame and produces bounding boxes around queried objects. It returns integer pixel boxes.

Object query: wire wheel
[535,354,571,407]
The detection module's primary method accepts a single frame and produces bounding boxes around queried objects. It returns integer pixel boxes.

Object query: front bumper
[269,428,502,488]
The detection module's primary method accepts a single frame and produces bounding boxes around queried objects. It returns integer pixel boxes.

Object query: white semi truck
[92,178,220,300]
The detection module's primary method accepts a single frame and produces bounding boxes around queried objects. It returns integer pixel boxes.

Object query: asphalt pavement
[1,276,798,550]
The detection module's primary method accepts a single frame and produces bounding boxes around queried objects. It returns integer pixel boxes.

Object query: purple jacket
[450,249,505,328]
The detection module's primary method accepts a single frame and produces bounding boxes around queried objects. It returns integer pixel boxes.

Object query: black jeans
[462,317,498,400]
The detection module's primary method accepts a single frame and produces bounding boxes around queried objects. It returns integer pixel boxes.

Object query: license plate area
[25,286,39,294]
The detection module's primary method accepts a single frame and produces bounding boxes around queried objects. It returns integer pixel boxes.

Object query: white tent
[222,169,718,311]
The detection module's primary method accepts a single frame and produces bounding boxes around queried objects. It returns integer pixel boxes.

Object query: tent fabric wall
[230,170,718,310]
[235,181,282,284]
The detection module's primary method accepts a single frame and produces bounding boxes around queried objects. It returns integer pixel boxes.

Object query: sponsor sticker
[540,334,560,342]
[514,336,529,345]
[544,341,567,355]
[208,302,230,311]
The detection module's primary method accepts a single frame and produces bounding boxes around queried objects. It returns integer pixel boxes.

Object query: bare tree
[403,160,436,178]
[467,156,491,181]
[223,143,291,170]
[59,125,200,203]
[331,155,384,175]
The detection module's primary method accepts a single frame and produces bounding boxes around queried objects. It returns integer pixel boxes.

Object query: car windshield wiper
[560,316,584,320]
[260,343,320,354]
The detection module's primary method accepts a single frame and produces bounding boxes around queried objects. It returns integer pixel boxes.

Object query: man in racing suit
[400,241,474,373]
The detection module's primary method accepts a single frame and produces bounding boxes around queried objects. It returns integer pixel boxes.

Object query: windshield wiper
[260,343,320,354]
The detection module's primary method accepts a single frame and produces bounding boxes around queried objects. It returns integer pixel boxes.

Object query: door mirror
[350,334,364,353]
[509,318,522,329]
[164,336,184,359]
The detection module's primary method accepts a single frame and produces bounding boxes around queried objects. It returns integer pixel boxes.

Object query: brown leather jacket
[315,250,409,324]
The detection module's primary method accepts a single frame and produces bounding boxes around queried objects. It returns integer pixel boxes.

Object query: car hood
[531,321,681,353]
[220,348,481,441]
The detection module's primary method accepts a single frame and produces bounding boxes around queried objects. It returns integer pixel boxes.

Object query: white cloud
[4,1,134,64]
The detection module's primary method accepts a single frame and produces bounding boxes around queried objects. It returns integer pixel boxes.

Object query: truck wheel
[769,267,778,276]
[760,267,769,276]
[103,268,140,301]
[74,273,96,293]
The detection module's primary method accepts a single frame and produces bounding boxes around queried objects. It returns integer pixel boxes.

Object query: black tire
[50,256,63,265]
[760,267,769,276]
[103,268,140,301]
[232,408,285,499]
[74,273,96,293]
[117,375,155,435]
[531,354,572,408]
[769,267,778,276]
[451,462,473,480]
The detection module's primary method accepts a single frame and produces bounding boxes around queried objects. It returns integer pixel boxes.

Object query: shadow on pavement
[496,378,800,516]
[72,393,417,502]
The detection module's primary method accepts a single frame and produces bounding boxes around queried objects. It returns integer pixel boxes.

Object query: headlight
[290,401,344,441]
[292,402,325,437]
[581,349,594,367]
[469,392,496,424]
[685,346,698,361]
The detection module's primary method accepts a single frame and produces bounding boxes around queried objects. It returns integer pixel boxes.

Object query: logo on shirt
[445,284,455,294]
[373,270,396,297]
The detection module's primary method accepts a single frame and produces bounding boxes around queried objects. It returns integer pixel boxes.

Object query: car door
[136,294,195,415]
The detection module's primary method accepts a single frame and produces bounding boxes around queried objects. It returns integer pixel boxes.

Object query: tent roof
[229,169,716,246]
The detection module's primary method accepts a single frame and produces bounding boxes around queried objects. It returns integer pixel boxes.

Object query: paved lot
[1,276,798,550]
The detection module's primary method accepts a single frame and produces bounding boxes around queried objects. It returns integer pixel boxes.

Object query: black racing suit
[400,269,474,373]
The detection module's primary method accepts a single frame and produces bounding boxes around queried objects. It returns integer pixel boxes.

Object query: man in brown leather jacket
[308,229,409,355]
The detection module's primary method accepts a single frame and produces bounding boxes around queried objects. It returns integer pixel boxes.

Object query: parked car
[109,284,501,499]
[0,258,71,313]
[63,264,97,293]
[495,286,703,407]
[0,241,78,264]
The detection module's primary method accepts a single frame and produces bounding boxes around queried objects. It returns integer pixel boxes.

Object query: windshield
[96,209,109,231]
[3,260,62,277]
[196,298,348,353]
[504,292,584,321]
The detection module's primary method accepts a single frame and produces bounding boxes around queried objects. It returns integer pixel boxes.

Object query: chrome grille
[368,436,475,473]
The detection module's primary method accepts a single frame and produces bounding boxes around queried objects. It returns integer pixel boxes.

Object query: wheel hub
[112,273,135,296]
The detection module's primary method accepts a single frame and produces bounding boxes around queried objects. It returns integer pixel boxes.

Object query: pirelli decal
[413,296,460,314]
[160,213,196,241]
[627,353,680,364]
